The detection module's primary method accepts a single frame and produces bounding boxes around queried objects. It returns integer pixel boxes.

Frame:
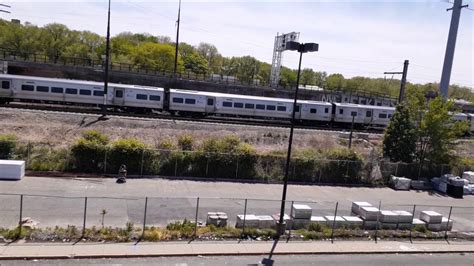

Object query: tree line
[0,19,472,101]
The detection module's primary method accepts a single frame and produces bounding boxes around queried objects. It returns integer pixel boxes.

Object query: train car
[298,101,333,122]
[0,74,164,111]
[333,103,395,127]
[169,89,213,115]
[213,93,294,119]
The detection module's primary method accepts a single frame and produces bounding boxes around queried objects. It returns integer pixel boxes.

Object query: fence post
[18,194,23,238]
[64,147,71,172]
[286,201,294,242]
[140,148,145,177]
[318,168,322,184]
[444,206,453,241]
[26,141,31,168]
[440,165,445,177]
[330,202,338,244]
[374,201,381,243]
[174,156,178,177]
[205,157,209,177]
[241,198,248,238]
[409,204,416,243]
[141,197,148,240]
[395,163,399,177]
[194,197,200,239]
[235,158,239,179]
[81,197,88,238]
[104,149,108,174]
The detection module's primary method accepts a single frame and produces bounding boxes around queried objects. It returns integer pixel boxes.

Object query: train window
[277,106,286,112]
[376,102,382,106]
[223,101,232,107]
[325,108,329,113]
[310,108,317,114]
[379,113,387,119]
[66,88,78,94]
[36,86,49,92]
[245,103,254,109]
[21,85,34,91]
[234,102,243,108]
[366,111,372,117]
[51,87,63,93]
[150,95,161,101]
[266,105,276,111]
[351,111,358,117]
[256,104,265,110]
[115,90,123,98]
[136,94,148,100]
[295,105,300,112]
[185,98,196,104]
[207,98,214,106]
[361,100,367,105]
[93,91,104,97]
[339,109,344,114]
[173,97,183,103]
[79,89,91,96]
[1,81,10,89]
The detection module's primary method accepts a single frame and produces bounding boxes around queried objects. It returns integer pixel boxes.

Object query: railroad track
[0,102,385,135]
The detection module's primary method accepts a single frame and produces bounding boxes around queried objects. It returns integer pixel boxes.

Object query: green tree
[383,103,417,163]
[236,56,260,84]
[131,42,183,71]
[0,22,41,57]
[279,67,297,88]
[40,23,75,62]
[325,73,345,90]
[182,52,209,75]
[300,68,316,86]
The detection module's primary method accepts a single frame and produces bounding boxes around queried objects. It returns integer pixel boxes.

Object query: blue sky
[3,0,473,88]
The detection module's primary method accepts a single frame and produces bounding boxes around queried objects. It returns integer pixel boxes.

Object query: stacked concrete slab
[206,212,228,227]
[351,201,372,216]
[235,214,258,228]
[342,216,363,229]
[378,211,399,230]
[256,215,275,229]
[271,213,292,230]
[360,206,380,229]
[420,211,453,232]
[291,204,312,230]
[392,210,413,230]
[324,216,345,229]
[0,160,25,180]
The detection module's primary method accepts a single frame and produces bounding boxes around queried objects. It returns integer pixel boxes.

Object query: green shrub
[70,130,108,173]
[27,147,68,171]
[177,134,194,151]
[322,148,363,183]
[0,133,17,159]
[107,138,152,175]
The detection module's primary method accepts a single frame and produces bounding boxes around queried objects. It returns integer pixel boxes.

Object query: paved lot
[0,177,473,231]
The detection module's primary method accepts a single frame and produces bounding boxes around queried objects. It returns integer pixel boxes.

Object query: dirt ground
[0,108,379,156]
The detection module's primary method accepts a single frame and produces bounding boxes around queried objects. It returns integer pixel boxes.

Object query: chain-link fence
[1,193,473,243]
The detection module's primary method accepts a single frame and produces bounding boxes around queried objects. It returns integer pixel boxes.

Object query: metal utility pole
[173,0,181,77]
[384,60,409,103]
[439,0,468,99]
[103,0,111,114]
[0,3,11,13]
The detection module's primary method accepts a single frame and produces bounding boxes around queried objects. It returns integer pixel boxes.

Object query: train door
[205,96,215,114]
[113,87,124,106]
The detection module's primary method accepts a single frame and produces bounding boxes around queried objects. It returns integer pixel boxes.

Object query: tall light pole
[173,0,181,77]
[103,0,111,115]
[276,41,318,237]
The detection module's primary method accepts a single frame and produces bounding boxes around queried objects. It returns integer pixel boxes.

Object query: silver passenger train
[0,74,473,131]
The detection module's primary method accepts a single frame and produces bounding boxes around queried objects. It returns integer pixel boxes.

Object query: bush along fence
[0,132,472,184]
[0,193,473,242]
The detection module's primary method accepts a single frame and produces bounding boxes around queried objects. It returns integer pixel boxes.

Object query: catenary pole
[439,0,468,99]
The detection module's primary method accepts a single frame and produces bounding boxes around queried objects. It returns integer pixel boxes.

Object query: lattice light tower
[269,32,299,87]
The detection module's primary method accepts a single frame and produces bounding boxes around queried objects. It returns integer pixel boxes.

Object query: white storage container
[392,210,413,223]
[291,204,312,219]
[420,211,443,224]
[351,201,372,215]
[360,206,380,221]
[391,176,411,190]
[0,160,25,180]
[378,210,399,223]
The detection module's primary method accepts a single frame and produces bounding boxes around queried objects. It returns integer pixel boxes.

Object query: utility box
[0,160,25,180]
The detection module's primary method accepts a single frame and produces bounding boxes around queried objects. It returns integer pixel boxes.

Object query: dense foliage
[0,19,472,100]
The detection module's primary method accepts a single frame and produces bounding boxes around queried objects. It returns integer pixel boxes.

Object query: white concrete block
[291,204,312,219]
[378,210,399,223]
[420,211,443,224]
[392,210,413,223]
[0,160,25,180]
[360,206,380,221]
[351,201,372,215]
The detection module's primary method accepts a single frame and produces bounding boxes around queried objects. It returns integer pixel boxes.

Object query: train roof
[0,74,164,91]
[170,89,333,105]
[334,102,395,111]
